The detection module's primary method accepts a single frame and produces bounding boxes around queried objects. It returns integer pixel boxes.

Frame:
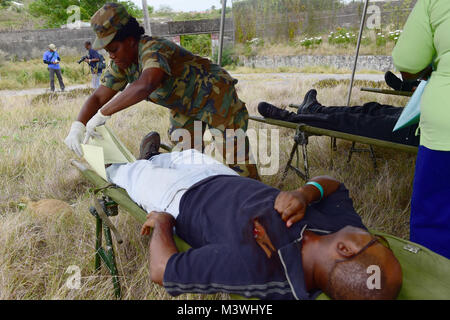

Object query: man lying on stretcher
[105,132,403,300]
[258,89,419,147]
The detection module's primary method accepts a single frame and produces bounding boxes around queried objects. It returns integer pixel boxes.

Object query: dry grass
[228,65,383,75]
[0,57,90,91]
[0,75,415,299]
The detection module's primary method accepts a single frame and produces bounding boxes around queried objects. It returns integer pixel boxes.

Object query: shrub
[376,33,387,47]
[213,45,237,67]
[300,37,322,49]
[180,34,212,58]
[328,28,357,46]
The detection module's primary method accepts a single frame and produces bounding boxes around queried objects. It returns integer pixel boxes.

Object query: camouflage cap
[90,2,131,50]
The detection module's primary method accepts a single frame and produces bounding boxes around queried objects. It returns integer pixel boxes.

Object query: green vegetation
[232,0,413,53]
[0,1,43,30]
[233,26,402,57]
[0,56,90,90]
[171,7,232,22]
[180,34,212,58]
[27,0,150,28]
[213,45,237,67]
[0,0,13,8]
[232,0,342,43]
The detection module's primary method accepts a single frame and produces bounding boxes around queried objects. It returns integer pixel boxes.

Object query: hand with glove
[64,121,86,157]
[83,109,111,144]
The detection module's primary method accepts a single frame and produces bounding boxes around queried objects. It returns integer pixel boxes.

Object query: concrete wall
[0,18,234,59]
[239,55,394,72]
[0,27,94,59]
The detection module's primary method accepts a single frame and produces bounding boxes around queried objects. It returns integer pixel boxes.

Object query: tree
[0,0,12,9]
[156,4,173,14]
[28,0,152,28]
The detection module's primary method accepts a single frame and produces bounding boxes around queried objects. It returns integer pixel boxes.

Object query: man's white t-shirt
[106,150,239,218]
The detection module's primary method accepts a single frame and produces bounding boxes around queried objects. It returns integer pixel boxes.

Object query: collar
[277,224,322,300]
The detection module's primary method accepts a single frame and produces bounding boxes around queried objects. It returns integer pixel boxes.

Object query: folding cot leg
[347,142,378,170]
[329,138,335,171]
[279,141,299,189]
[279,129,310,188]
[331,137,337,151]
[347,142,357,163]
[369,145,377,170]
[90,199,122,299]
[94,216,102,271]
[100,224,121,299]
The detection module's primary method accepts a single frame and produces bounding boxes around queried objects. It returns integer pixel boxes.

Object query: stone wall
[0,27,94,59]
[239,55,394,72]
[0,18,234,59]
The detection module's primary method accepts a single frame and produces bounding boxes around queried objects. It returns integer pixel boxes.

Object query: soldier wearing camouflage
[71,3,259,179]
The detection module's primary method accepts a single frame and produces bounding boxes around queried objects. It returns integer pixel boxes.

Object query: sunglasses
[335,234,391,264]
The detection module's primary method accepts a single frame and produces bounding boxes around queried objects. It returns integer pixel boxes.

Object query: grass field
[0,56,91,91]
[0,56,383,92]
[0,76,415,299]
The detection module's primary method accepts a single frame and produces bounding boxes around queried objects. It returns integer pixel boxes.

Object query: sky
[130,0,232,12]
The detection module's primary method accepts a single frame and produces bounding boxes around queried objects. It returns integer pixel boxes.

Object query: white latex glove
[83,109,111,144]
[64,121,86,157]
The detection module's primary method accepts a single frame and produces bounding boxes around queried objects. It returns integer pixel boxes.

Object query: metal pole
[346,0,370,106]
[218,0,227,66]
[142,0,152,36]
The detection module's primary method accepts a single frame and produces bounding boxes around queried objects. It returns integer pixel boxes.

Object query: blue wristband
[305,181,324,201]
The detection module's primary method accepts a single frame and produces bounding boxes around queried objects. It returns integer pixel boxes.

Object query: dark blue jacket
[163,175,366,300]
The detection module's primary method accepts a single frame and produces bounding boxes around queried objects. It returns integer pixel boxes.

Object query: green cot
[72,157,450,300]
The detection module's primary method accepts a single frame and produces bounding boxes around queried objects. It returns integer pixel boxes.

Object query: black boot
[297,89,320,114]
[385,71,419,92]
[258,102,300,122]
[385,71,404,91]
[138,132,161,160]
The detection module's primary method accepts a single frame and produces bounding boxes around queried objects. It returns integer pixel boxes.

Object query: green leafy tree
[180,34,212,57]
[28,0,152,28]
[0,0,12,8]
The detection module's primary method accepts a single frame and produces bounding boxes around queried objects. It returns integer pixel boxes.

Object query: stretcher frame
[249,115,418,186]
[71,146,192,299]
[71,141,450,301]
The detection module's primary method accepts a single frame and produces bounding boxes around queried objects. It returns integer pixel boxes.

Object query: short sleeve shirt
[88,49,102,72]
[163,175,366,300]
[43,50,60,70]
[101,36,241,120]
[392,0,450,150]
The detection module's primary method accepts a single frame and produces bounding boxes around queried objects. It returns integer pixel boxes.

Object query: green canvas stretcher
[360,87,414,97]
[250,115,418,184]
[72,155,450,300]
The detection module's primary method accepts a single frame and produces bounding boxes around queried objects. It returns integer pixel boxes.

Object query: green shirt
[101,36,241,122]
[392,0,450,151]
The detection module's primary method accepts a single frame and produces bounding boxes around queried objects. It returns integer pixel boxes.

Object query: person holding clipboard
[392,0,450,259]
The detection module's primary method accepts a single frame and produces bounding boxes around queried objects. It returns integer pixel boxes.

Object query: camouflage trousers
[169,106,260,180]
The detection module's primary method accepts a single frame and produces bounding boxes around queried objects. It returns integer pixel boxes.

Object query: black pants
[48,68,65,91]
[261,102,420,147]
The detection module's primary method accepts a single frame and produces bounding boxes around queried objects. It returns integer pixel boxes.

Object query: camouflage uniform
[100,35,259,179]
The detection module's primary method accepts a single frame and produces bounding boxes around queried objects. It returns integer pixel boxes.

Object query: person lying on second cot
[258,89,420,147]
